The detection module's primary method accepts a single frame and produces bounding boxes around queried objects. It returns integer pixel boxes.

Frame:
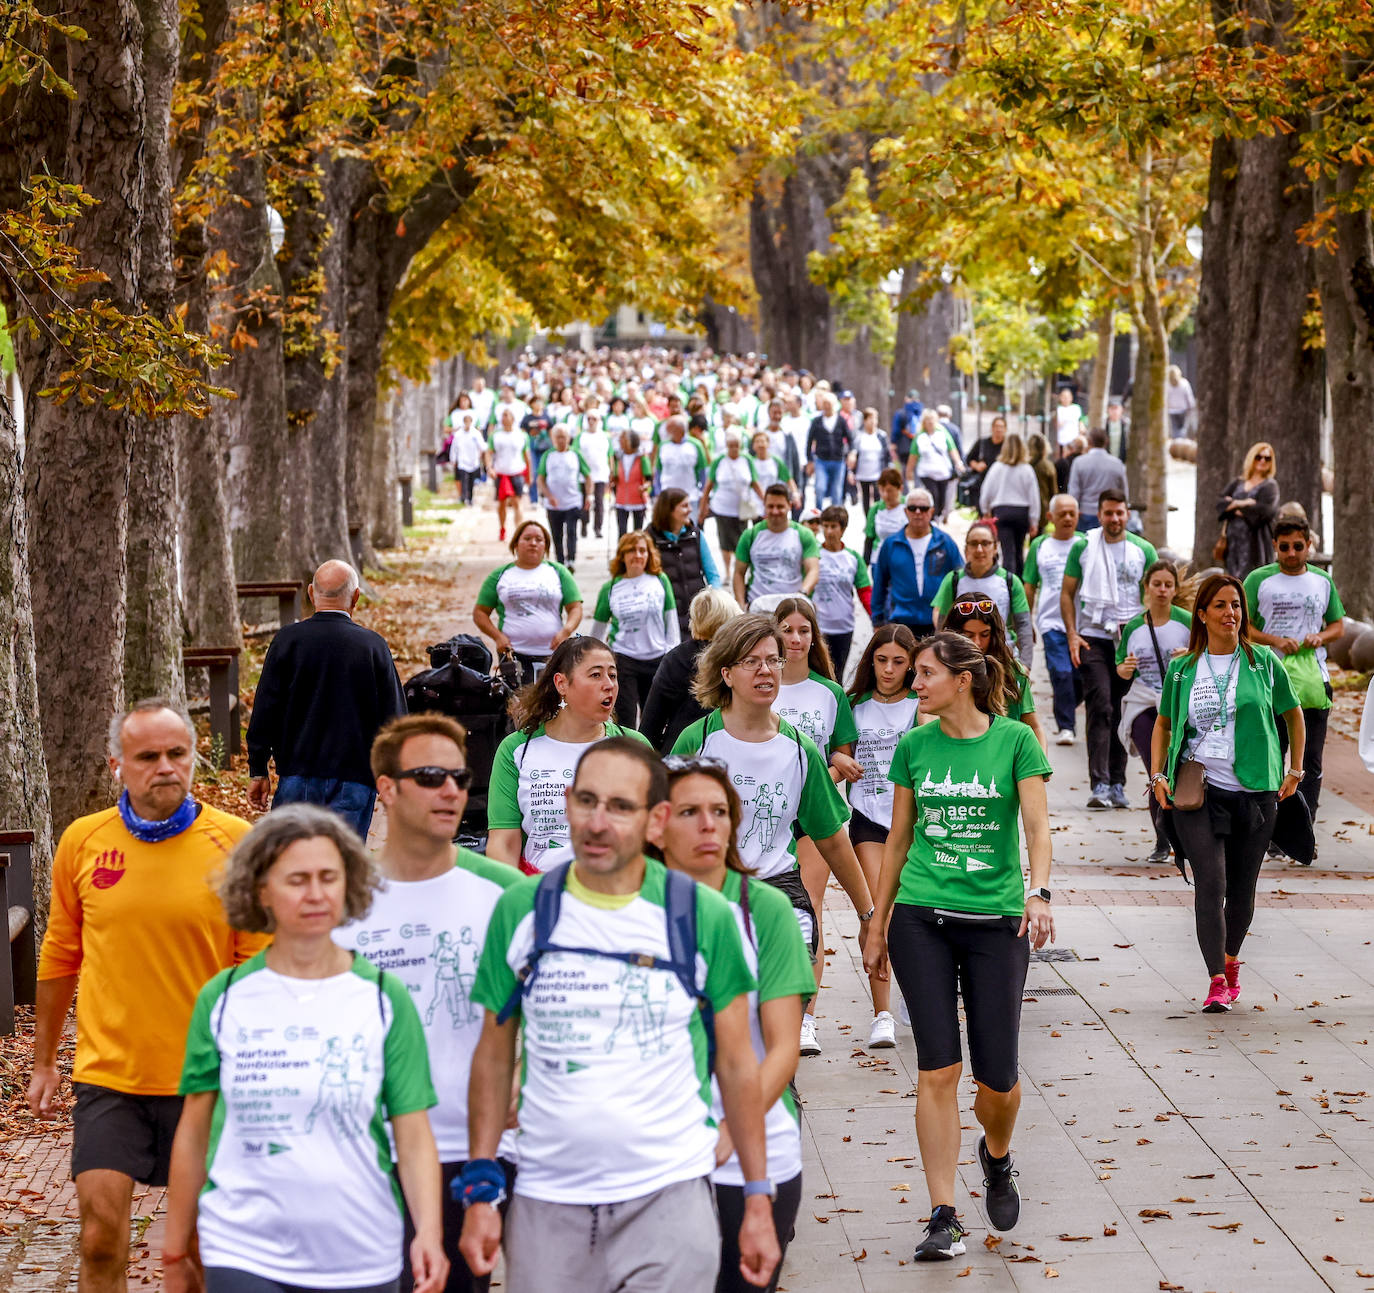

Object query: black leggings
[1129,707,1168,850]
[616,506,646,536]
[824,632,853,679]
[887,903,1029,1092]
[400,1158,515,1293]
[613,653,662,728]
[920,476,952,518]
[1277,690,1332,820]
[1172,787,1277,977]
[548,507,580,565]
[990,505,1030,576]
[456,468,479,504]
[713,1173,803,1293]
[582,482,607,536]
[859,478,880,514]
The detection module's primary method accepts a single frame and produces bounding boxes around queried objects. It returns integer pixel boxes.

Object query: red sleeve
[858,585,873,614]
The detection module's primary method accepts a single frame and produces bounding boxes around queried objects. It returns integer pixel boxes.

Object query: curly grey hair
[219,804,379,933]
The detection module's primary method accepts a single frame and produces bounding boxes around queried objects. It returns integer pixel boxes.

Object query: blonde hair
[1242,441,1276,480]
[997,433,1028,467]
[688,587,742,640]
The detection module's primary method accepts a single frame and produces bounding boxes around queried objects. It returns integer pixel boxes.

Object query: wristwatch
[743,1179,777,1200]
[858,906,876,921]
[1286,768,1306,781]
[1027,887,1052,903]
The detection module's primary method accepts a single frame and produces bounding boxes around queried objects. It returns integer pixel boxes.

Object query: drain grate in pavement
[1032,948,1080,962]
[1025,986,1079,997]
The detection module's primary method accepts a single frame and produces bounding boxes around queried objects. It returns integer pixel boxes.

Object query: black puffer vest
[649,523,707,636]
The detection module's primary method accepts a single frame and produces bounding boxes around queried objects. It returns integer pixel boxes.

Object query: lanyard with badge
[1192,651,1240,759]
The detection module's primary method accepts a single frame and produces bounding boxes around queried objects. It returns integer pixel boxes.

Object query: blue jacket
[891,399,923,454]
[871,525,962,629]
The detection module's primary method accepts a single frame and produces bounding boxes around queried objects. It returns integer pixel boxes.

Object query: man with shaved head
[247,560,407,836]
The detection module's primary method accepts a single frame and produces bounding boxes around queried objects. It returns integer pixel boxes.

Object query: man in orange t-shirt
[28,698,264,1292]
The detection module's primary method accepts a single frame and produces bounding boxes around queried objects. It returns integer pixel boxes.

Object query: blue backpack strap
[663,868,714,1070]
[495,861,572,1026]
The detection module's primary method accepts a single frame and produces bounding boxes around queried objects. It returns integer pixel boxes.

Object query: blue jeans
[528,447,545,504]
[813,458,846,509]
[1077,516,1101,532]
[1040,629,1080,735]
[273,776,376,839]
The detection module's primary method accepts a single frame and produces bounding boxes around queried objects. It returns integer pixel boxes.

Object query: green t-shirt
[1012,664,1035,718]
[179,952,435,1286]
[471,860,754,1204]
[888,715,1053,916]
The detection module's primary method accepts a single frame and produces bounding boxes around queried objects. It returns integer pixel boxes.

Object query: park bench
[1,830,36,1037]
[183,646,242,768]
[235,579,303,629]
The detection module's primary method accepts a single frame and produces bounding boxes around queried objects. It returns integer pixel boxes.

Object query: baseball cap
[800,507,822,523]
[906,388,920,401]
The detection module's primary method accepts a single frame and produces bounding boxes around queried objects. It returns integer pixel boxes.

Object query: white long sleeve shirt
[979,462,1041,530]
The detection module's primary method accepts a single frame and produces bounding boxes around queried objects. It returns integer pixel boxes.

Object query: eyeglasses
[905,504,932,513]
[952,598,997,617]
[568,789,648,819]
[395,766,473,790]
[732,654,784,672]
[664,754,731,773]
[967,539,996,549]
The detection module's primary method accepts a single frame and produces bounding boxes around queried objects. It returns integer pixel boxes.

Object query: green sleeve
[659,572,677,609]
[865,503,879,540]
[1010,718,1054,781]
[745,457,758,482]
[888,729,917,790]
[1266,646,1300,713]
[1159,659,1182,728]
[594,580,614,623]
[696,884,757,1012]
[828,681,859,748]
[178,971,230,1095]
[707,456,723,485]
[748,881,816,1002]
[735,525,756,564]
[931,570,957,616]
[1008,574,1030,614]
[798,525,820,559]
[640,453,654,478]
[851,549,872,590]
[1171,606,1193,627]
[1325,572,1346,622]
[1014,668,1036,717]
[471,884,536,1015]
[486,732,525,830]
[1063,537,1088,582]
[795,730,850,841]
[555,562,581,604]
[670,718,708,756]
[476,566,504,610]
[575,448,591,477]
[1242,569,1264,627]
[536,458,550,484]
[381,974,437,1116]
[1116,615,1145,666]
[457,847,525,892]
[775,457,791,484]
[1023,537,1043,587]
[695,441,709,470]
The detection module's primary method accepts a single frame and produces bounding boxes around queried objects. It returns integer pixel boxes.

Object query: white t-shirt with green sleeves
[774,670,858,759]
[488,427,530,477]
[333,850,521,1162]
[749,454,791,493]
[658,437,709,499]
[178,953,435,1288]
[1244,563,1345,694]
[889,715,1053,917]
[471,861,755,1204]
[706,453,758,518]
[671,714,850,879]
[591,572,680,661]
[735,522,820,601]
[538,448,589,511]
[1023,534,1078,634]
[1115,606,1192,697]
[711,871,814,1187]
[866,502,906,549]
[932,567,1029,633]
[475,561,580,657]
[575,429,613,482]
[488,723,652,872]
[1064,532,1157,638]
[814,546,872,634]
[849,692,921,827]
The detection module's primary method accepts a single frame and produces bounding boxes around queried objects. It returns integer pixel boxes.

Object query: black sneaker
[913,1204,966,1261]
[978,1135,1021,1230]
[1146,843,1171,864]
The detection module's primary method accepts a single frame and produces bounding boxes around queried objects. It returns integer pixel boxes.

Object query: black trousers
[1172,788,1277,977]
[400,1158,516,1293]
[1277,686,1332,820]
[859,478,880,514]
[613,652,663,728]
[824,631,853,679]
[713,1173,803,1293]
[581,482,607,536]
[1130,707,1168,849]
[548,507,580,565]
[920,476,953,519]
[616,506,646,536]
[990,505,1030,576]
[1079,635,1130,787]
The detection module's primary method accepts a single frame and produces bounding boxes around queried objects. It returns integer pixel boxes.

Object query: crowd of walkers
[24,346,1347,1292]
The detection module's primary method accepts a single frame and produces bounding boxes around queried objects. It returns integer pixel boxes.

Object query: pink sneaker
[1224,960,1242,1004]
[1202,974,1232,1013]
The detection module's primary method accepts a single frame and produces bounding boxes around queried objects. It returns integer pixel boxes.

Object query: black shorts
[848,806,888,848]
[71,1081,183,1185]
[761,867,820,962]
[886,904,1029,1092]
[713,514,749,555]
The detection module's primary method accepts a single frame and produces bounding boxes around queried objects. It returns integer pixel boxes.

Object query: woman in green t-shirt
[652,758,813,1293]
[1150,573,1304,1014]
[943,598,1046,752]
[867,632,1054,1263]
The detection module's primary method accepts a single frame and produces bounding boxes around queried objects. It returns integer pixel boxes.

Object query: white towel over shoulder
[1078,529,1121,637]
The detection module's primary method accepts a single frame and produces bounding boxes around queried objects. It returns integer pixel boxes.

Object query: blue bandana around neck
[117,789,201,843]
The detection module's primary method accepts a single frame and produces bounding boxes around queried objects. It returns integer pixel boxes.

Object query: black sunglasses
[906,503,932,513]
[394,766,473,790]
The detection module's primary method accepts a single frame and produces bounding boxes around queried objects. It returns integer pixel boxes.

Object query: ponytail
[509,636,615,734]
[920,630,1008,716]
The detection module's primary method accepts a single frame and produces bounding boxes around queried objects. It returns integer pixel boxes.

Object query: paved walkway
[4,482,1373,1291]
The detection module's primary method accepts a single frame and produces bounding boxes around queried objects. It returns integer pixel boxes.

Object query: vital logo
[92,849,126,889]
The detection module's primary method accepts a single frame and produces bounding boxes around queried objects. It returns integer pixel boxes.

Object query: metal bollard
[400,476,414,527]
[422,450,439,493]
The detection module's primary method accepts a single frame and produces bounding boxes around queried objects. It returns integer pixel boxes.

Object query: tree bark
[0,391,54,926]
[1127,324,1153,512]
[1086,310,1113,432]
[891,265,957,415]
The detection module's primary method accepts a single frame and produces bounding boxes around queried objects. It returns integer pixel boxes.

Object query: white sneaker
[896,989,911,1027]
[868,1012,897,1048]
[1055,729,1075,746]
[799,1014,822,1057]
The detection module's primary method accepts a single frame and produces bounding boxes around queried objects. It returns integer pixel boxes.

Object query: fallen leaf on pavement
[1103,1225,1118,1236]
[1045,1269,1060,1279]
[853,1248,867,1262]
[1058,1234,1093,1242]
[1209,1223,1242,1232]
[812,1215,829,1223]
[1160,1283,1184,1291]
[957,1267,972,1278]
[1138,1209,1172,1220]
[984,1235,1003,1250]
[1172,1197,1195,1203]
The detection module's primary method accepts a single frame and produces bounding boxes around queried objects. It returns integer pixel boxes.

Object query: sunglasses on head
[663,754,731,774]
[394,766,473,790]
[952,597,996,618]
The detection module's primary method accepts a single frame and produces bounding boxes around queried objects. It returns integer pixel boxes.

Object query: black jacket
[649,523,707,636]
[640,639,709,752]
[807,415,853,462]
[246,611,407,785]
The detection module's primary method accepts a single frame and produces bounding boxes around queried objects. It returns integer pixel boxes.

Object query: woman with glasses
[1150,573,1304,1013]
[931,522,1033,667]
[486,637,651,874]
[589,531,681,728]
[866,632,1054,1262]
[650,757,813,1293]
[844,625,921,1049]
[943,598,1047,753]
[1216,442,1279,579]
[671,614,877,1056]
[1116,560,1191,864]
